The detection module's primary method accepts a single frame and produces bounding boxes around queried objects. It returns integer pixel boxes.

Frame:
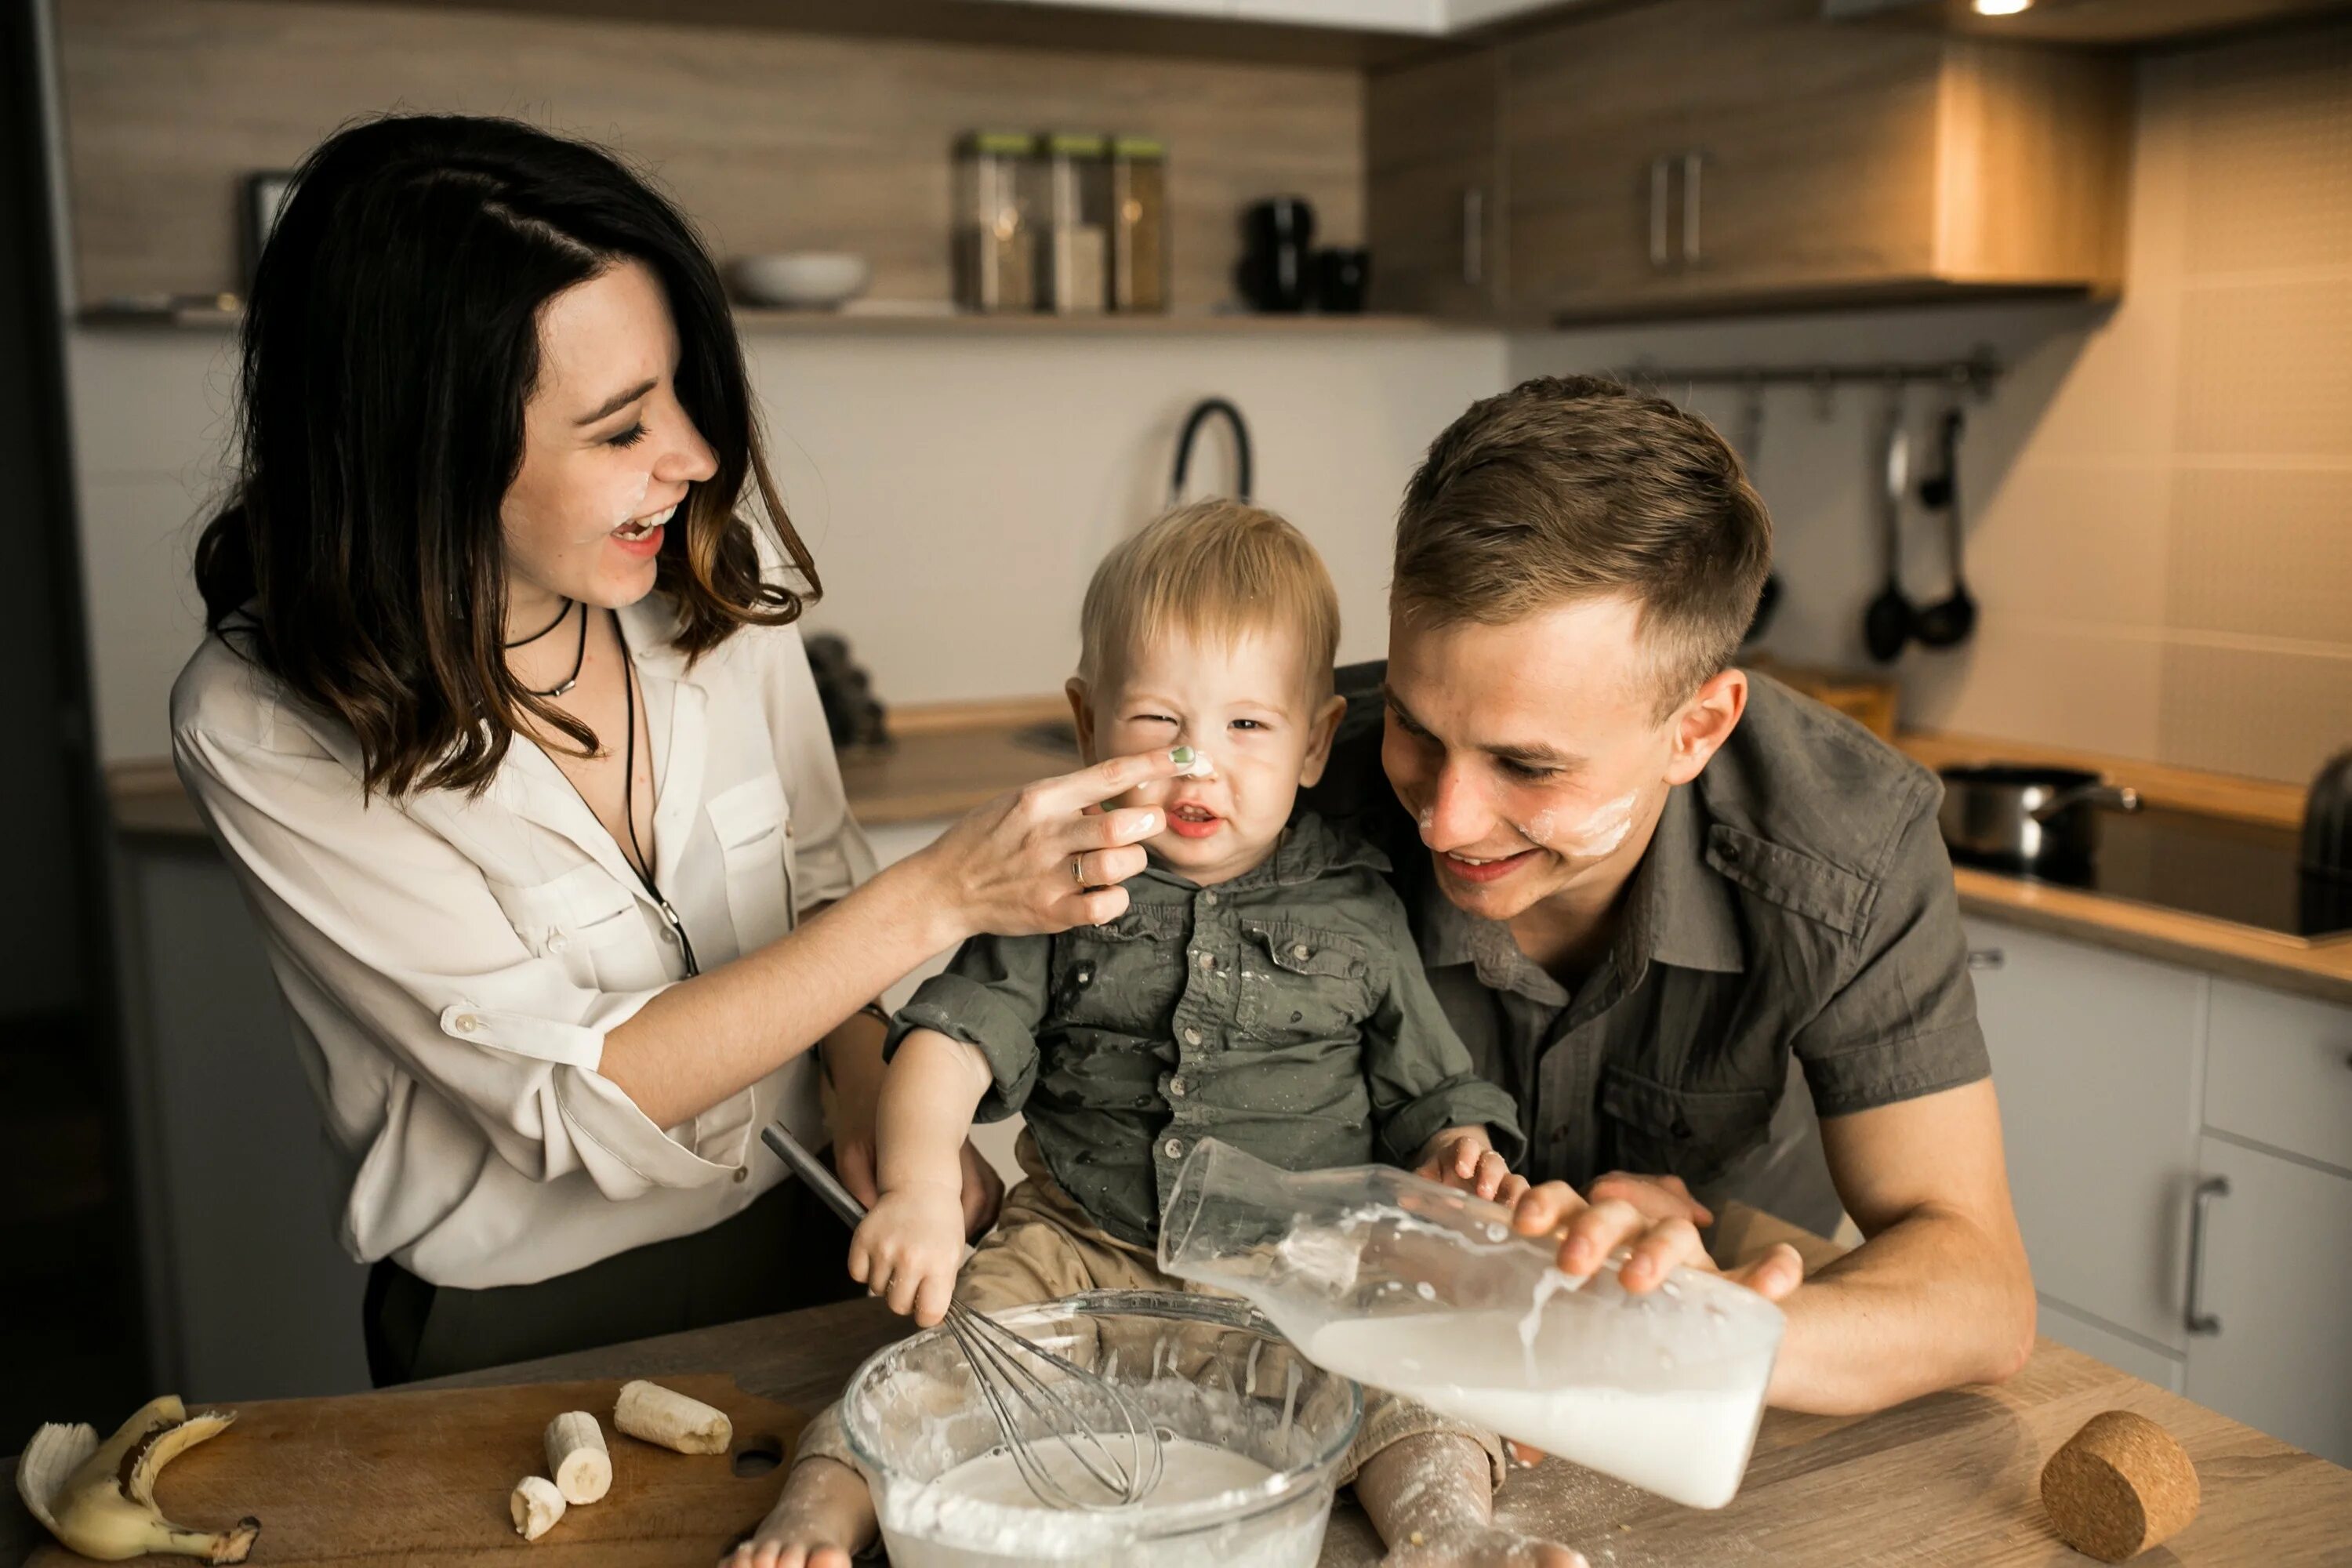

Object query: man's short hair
[1079,499,1341,701]
[1392,374,1773,718]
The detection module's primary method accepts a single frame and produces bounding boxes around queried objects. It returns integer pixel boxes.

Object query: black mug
[1313,247,1370,314]
[1238,197,1316,312]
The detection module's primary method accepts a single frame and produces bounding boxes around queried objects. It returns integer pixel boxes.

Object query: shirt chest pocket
[1050,906,1188,1031]
[1597,1064,1776,1189]
[488,863,655,993]
[706,773,795,948]
[1236,920,1374,1044]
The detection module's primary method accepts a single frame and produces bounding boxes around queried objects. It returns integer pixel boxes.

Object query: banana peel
[16,1396,260,1563]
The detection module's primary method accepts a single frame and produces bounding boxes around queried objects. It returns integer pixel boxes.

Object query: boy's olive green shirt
[887,812,1525,1249]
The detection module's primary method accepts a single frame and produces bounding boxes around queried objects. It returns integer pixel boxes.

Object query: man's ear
[1296,691,1350,789]
[1065,677,1101,765]
[1663,668,1747,787]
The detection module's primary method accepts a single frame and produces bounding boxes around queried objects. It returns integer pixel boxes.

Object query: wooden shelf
[77,302,1483,337]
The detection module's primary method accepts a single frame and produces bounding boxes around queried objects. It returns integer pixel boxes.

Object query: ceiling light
[1972,0,2034,14]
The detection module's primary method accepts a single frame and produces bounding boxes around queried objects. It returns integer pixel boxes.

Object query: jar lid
[960,130,1036,155]
[1112,136,1167,160]
[1046,131,1109,157]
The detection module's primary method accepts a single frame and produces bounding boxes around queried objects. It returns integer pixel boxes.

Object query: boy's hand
[848,1182,966,1327]
[1415,1126,1527,1204]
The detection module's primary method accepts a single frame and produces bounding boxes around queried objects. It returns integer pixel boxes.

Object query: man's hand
[1414,1126,1529,1204]
[1509,1171,1803,1301]
[848,1181,966,1327]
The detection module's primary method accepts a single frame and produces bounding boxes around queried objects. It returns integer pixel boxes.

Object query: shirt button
[733,1166,749,1183]
[1163,1138,1185,1159]
[1182,1027,1202,1047]
[1200,890,1218,907]
[784,821,797,839]
[1292,943,1310,961]
[1168,1076,1187,1098]
[546,932,571,954]
[659,926,678,943]
[1196,952,1214,971]
[452,1012,482,1035]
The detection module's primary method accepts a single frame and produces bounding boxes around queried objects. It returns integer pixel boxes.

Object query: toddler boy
[731,501,1584,1568]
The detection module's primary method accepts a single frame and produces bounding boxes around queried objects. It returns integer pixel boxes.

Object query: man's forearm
[1766,1201,2036,1415]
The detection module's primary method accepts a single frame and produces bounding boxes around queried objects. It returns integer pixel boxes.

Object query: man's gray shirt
[1301,667,1991,1238]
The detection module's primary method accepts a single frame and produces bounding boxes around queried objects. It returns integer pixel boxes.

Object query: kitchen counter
[105,701,2349,1002]
[11,1257,2347,1565]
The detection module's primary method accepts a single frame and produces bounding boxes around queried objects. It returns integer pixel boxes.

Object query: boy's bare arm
[848,1029,995,1325]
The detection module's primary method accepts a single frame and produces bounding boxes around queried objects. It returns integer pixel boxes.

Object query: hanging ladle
[1911,405,1977,648]
[1861,387,1916,663]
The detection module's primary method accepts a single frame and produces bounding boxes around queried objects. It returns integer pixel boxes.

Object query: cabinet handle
[1967,948,2005,971]
[1649,156,1672,270]
[1682,151,1704,265]
[1461,185,1485,288]
[2184,1174,2227,1337]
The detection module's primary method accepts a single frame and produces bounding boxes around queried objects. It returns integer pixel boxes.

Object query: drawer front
[2035,1297,2185,1395]
[2204,981,2352,1175]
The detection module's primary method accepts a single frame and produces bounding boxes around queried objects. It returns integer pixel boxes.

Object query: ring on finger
[1071,852,1090,887]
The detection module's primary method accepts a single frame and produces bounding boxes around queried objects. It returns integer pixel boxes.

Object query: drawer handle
[2184,1174,2228,1337]
[1967,948,2005,971]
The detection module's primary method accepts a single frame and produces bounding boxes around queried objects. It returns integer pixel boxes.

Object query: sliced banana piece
[510,1475,567,1541]
[543,1411,612,1504]
[613,1380,732,1455]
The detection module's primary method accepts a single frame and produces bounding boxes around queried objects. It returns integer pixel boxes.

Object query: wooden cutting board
[27,1374,807,1566]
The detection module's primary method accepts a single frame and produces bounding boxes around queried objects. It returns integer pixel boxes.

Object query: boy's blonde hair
[1078,499,1341,701]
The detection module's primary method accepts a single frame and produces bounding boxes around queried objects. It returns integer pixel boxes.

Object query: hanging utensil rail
[1613,347,2002,402]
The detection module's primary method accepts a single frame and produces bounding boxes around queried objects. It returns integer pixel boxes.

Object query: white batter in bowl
[839,1290,1361,1568]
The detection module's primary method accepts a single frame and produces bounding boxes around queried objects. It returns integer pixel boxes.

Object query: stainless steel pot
[1937,764,2142,869]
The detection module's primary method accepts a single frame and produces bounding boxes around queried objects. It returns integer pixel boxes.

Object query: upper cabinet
[1373,0,2131,321]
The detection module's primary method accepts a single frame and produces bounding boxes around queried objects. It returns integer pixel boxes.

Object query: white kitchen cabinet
[2182,1134,2352,1466]
[2034,1298,2185,1395]
[2203,979,2352,1176]
[1965,916,2208,1353]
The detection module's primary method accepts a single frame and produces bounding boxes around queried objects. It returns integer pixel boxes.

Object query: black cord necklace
[504,595,575,648]
[617,616,698,977]
[520,601,588,699]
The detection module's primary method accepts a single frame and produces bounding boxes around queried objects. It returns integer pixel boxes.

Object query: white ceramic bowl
[727,252,873,310]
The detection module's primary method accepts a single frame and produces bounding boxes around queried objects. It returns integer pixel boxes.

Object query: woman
[172,115,1176,1384]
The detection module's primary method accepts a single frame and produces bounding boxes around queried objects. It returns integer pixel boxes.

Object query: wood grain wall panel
[55,0,1366,309]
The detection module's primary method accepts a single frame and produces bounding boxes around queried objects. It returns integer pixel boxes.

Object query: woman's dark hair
[194,114,815,797]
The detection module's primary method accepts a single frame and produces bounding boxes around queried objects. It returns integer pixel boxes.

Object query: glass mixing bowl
[839,1290,1361,1568]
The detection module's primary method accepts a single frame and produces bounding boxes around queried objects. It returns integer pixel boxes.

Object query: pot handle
[2028,782,2142,822]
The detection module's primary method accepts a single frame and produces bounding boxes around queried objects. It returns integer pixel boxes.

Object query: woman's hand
[916,750,1190,942]
[848,1181,967,1327]
[1414,1126,1529,1205]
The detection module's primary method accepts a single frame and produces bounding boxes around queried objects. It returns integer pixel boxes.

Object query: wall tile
[1900,612,2163,761]
[1965,462,2172,630]
[2166,466,2352,646]
[2158,640,2352,784]
[2176,277,2352,459]
[2179,21,2352,278]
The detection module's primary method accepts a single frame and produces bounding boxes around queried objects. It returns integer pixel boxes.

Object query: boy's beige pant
[793,1133,1507,1493]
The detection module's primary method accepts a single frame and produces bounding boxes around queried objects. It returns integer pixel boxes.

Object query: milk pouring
[1158,1140,1785,1509]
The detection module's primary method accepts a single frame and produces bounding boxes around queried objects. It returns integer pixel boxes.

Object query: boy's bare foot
[1356,1432,1588,1568]
[1381,1525,1589,1568]
[719,1456,876,1568]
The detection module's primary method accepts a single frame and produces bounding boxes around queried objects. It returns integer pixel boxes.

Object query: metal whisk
[761,1124,1167,1510]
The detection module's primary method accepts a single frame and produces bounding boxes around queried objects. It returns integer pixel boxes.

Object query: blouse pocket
[1236,919,1374,1044]
[486,862,649,993]
[706,773,794,948]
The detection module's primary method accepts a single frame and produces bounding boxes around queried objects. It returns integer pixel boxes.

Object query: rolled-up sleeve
[1791,794,1991,1119]
[174,720,735,1203]
[1363,895,1526,1169]
[885,932,1053,1121]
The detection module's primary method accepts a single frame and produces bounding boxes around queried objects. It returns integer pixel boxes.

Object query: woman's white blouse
[170,593,876,1290]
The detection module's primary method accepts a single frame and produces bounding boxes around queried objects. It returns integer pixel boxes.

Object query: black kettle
[2302,746,2352,935]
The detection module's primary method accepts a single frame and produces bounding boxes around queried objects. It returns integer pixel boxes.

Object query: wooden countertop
[105,704,2347,1003]
[11,1289,2343,1566]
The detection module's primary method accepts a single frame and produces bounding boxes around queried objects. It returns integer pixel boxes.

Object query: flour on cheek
[1512,790,1639,859]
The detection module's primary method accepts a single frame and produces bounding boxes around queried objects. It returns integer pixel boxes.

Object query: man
[1305,375,2035,1415]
